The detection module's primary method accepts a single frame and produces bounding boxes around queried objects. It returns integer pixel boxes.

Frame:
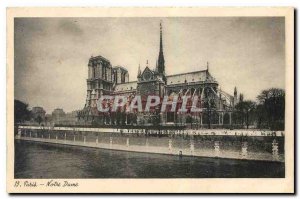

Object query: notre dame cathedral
[79,23,241,128]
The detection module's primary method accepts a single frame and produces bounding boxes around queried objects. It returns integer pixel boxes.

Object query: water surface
[15,140,284,178]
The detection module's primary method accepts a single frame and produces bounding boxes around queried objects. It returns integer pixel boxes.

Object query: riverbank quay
[16,126,284,162]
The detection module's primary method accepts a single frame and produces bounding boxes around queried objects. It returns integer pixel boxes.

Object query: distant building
[52,108,79,125]
[52,108,65,124]
[62,110,80,125]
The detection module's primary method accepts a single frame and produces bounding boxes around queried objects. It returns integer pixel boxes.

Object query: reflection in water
[14,140,284,178]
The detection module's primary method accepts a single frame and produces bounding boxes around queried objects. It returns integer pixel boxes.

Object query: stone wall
[16,126,284,162]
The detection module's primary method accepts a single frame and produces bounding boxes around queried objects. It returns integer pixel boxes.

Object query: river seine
[15,140,284,178]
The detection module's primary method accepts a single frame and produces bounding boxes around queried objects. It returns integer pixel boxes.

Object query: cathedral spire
[160,22,163,53]
[157,21,165,75]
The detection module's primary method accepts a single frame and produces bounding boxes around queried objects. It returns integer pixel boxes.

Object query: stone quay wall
[16,126,285,162]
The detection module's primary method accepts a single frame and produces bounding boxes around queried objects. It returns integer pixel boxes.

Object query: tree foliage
[14,100,31,123]
[35,115,43,125]
[256,88,285,130]
[234,100,256,129]
[233,88,285,130]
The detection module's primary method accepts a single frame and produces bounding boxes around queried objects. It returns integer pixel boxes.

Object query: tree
[235,100,256,129]
[14,100,31,124]
[35,115,43,125]
[256,88,285,130]
[255,104,268,129]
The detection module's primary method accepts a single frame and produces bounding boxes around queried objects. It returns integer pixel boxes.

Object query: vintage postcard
[7,7,294,193]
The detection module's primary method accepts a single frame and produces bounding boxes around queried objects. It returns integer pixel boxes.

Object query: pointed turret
[234,87,237,97]
[233,86,238,106]
[137,64,141,77]
[207,62,209,72]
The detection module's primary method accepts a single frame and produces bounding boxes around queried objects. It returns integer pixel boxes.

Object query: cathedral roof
[166,70,215,85]
[113,70,217,93]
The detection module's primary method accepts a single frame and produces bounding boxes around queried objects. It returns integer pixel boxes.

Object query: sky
[14,17,285,113]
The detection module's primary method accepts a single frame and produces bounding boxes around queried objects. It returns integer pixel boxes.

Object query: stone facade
[79,23,240,128]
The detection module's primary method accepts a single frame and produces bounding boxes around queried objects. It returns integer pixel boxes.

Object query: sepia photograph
[6,7,294,193]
